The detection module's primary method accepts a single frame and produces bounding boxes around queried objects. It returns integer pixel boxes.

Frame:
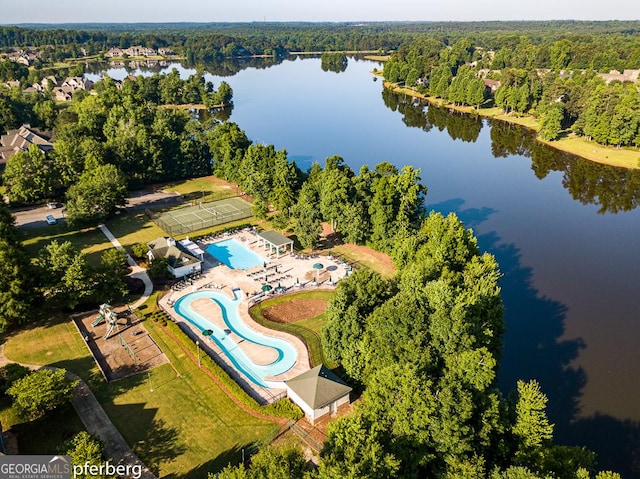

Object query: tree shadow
[133,418,187,477]
[167,442,259,479]
[427,199,640,476]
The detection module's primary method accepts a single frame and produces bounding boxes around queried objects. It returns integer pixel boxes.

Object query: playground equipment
[103,311,119,340]
[92,303,120,340]
[92,303,111,327]
[119,333,137,366]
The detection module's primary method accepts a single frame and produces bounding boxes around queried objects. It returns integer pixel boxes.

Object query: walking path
[0,345,157,479]
[98,224,153,310]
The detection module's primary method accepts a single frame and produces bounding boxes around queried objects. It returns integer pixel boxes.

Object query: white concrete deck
[159,229,351,402]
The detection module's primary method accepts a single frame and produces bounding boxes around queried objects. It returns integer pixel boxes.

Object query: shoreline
[384,81,640,171]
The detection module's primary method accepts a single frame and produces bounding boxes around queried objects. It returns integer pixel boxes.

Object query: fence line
[147,197,252,236]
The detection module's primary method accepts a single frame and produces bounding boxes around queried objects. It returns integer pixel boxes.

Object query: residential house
[146,237,203,278]
[158,48,175,56]
[0,124,54,169]
[53,87,73,102]
[285,364,352,425]
[598,69,640,84]
[41,76,60,90]
[106,48,124,58]
[2,80,21,90]
[124,46,157,57]
[62,76,93,91]
[483,78,501,93]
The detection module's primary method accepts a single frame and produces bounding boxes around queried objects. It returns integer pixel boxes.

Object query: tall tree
[65,163,127,226]
[3,144,55,204]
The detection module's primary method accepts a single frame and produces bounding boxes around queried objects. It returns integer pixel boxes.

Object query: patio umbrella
[275,283,284,291]
[262,284,273,292]
[313,262,324,280]
[202,329,213,337]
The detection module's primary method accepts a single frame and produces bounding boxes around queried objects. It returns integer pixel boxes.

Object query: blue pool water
[205,238,266,270]
[173,290,297,387]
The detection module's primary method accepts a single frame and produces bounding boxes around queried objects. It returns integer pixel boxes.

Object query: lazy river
[173,290,297,388]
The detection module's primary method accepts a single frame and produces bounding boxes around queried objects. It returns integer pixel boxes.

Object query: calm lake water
[90,58,640,475]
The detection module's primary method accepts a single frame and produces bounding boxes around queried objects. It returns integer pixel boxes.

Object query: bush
[131,242,150,259]
[0,363,31,395]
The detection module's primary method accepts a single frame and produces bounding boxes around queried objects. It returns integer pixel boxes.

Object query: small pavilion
[256,230,294,258]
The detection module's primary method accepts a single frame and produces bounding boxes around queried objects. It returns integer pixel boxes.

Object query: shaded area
[133,418,187,477]
[168,443,259,479]
[432,198,640,477]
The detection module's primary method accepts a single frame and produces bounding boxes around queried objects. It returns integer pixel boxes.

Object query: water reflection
[383,89,640,214]
[490,120,640,214]
[429,198,640,477]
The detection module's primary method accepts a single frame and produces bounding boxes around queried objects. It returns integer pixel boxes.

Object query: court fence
[146,196,253,236]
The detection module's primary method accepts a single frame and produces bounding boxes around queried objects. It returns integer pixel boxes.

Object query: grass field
[159,177,240,204]
[330,244,396,278]
[21,225,113,265]
[2,312,279,478]
[249,290,336,369]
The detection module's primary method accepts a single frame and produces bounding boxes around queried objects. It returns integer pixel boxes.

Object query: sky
[0,0,637,24]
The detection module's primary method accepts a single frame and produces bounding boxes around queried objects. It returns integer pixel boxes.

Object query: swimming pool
[173,290,296,388]
[206,238,266,270]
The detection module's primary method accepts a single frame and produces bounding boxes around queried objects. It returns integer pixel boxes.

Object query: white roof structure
[179,238,205,260]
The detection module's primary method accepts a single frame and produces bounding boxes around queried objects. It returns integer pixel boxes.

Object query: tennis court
[150,196,253,235]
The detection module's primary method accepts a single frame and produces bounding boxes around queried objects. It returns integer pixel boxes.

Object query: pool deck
[159,229,350,403]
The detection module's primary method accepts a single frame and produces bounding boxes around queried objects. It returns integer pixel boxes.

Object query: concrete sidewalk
[0,345,157,478]
[98,224,153,310]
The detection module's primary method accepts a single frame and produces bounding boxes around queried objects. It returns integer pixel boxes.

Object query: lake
[89,58,640,475]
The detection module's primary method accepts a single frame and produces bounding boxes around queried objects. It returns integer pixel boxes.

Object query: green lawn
[330,244,396,278]
[2,313,279,478]
[249,291,336,369]
[104,211,167,251]
[159,177,240,204]
[21,225,112,265]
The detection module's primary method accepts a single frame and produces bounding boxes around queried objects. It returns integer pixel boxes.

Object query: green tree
[94,248,130,303]
[215,444,307,479]
[291,181,322,250]
[7,369,78,420]
[61,431,106,479]
[35,240,94,309]
[538,103,565,141]
[319,413,401,479]
[0,363,31,395]
[65,163,128,226]
[511,380,554,468]
[3,144,55,204]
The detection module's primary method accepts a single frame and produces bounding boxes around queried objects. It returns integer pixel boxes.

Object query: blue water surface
[206,238,266,270]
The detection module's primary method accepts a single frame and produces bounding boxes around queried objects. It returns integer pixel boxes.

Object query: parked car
[46,215,57,225]
[47,202,60,209]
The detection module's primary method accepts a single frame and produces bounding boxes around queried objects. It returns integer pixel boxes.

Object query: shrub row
[161,320,303,421]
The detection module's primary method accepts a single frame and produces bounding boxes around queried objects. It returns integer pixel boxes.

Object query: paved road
[11,188,182,229]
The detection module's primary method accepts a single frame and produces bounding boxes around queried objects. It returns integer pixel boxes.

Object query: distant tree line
[383,35,640,146]
[1,21,638,64]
